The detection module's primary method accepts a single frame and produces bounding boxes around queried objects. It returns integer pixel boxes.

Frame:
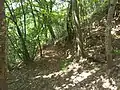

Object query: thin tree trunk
[72,0,85,58]
[47,24,56,39]
[0,0,8,89]
[5,1,31,63]
[28,0,37,27]
[20,0,27,40]
[67,0,73,42]
[46,1,56,40]
[105,0,117,69]
[28,0,43,58]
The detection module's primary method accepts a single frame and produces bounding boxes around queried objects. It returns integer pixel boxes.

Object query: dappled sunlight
[44,55,50,58]
[8,43,120,90]
[31,59,103,90]
[70,68,99,83]
[43,50,55,55]
[8,46,120,90]
[6,0,120,89]
[33,62,82,80]
[30,57,119,90]
[54,67,100,90]
[101,76,117,90]
[66,54,72,59]
[78,58,87,63]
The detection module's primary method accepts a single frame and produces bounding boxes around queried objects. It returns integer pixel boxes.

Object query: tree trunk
[0,0,8,89]
[105,0,117,69]
[47,24,56,40]
[5,1,31,63]
[72,0,85,58]
[67,0,73,42]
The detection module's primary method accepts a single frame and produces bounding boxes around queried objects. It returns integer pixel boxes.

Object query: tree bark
[72,0,85,58]
[67,0,73,42]
[0,0,8,89]
[105,0,117,69]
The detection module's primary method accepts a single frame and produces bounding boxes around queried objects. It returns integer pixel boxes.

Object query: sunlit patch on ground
[31,59,102,90]
[101,76,117,90]
[54,68,100,90]
[8,45,120,90]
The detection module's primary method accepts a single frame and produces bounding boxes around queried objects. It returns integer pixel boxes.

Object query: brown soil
[8,43,120,90]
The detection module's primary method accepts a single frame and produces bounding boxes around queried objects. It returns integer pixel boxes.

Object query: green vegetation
[60,59,73,70]
[1,0,120,89]
[5,0,109,66]
[112,50,120,54]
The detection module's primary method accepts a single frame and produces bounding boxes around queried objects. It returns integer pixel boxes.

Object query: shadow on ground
[8,45,120,90]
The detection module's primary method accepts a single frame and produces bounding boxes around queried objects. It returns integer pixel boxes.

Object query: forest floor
[8,38,120,90]
[7,23,120,90]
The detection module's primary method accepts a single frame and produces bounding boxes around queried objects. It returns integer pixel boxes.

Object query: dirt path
[8,45,120,90]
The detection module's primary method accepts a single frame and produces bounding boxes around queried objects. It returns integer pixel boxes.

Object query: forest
[0,0,120,90]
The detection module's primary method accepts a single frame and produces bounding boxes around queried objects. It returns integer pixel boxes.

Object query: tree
[5,1,32,64]
[105,0,117,69]
[67,0,74,42]
[0,0,7,89]
[5,0,59,64]
[72,0,85,58]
